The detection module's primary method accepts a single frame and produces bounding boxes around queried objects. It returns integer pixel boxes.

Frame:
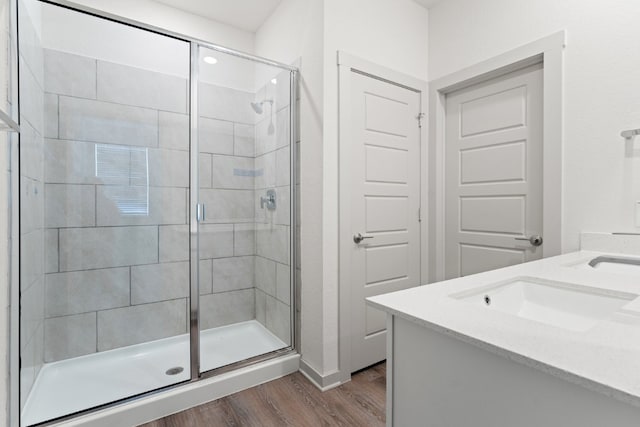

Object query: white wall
[258,0,428,382]
[428,0,640,251]
[322,0,428,375]
[65,0,254,54]
[255,0,327,378]
[43,1,257,91]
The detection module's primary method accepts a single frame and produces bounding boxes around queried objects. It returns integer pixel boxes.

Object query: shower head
[250,99,273,115]
[250,102,263,114]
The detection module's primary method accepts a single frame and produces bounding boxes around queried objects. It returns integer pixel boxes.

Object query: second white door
[348,71,422,372]
[444,63,544,279]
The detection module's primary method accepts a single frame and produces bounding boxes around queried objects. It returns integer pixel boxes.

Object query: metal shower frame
[14,1,299,425]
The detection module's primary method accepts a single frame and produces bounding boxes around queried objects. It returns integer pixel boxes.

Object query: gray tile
[159,111,188,151]
[44,93,58,138]
[276,146,290,187]
[97,299,186,351]
[199,259,213,295]
[255,289,266,326]
[256,224,289,264]
[20,122,44,182]
[21,276,43,345]
[200,189,254,223]
[21,230,43,290]
[19,55,44,135]
[59,96,158,147]
[96,186,186,226]
[200,289,254,329]
[266,294,291,345]
[199,224,234,259]
[148,148,189,188]
[59,226,158,271]
[200,153,212,189]
[254,151,275,190]
[44,312,96,362]
[44,49,97,98]
[45,267,130,317]
[45,229,58,273]
[131,261,189,304]
[97,61,187,113]
[274,186,291,226]
[200,117,233,155]
[275,107,291,150]
[234,123,254,157]
[45,139,103,185]
[45,184,95,228]
[276,262,291,305]
[254,256,276,296]
[211,155,255,190]
[159,225,188,262]
[199,83,254,124]
[212,256,254,293]
[255,115,276,156]
[20,176,43,235]
[234,223,255,256]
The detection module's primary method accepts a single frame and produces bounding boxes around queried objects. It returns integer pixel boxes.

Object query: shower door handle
[196,203,205,222]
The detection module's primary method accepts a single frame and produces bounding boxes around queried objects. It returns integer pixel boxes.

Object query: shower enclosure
[16,1,297,425]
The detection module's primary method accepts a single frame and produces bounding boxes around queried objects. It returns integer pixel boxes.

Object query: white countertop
[367,251,640,408]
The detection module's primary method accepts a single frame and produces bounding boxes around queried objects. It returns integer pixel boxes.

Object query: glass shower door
[195,46,294,374]
[19,3,191,424]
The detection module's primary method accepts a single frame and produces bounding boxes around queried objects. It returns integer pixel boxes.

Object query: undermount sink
[451,277,639,332]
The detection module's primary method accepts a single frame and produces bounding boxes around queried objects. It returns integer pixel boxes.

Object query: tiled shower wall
[18,0,45,407]
[254,71,292,345]
[40,48,294,362]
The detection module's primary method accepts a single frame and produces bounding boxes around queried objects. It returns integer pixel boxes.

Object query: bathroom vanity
[368,249,640,427]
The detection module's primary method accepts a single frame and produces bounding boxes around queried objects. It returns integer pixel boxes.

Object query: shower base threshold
[22,320,287,426]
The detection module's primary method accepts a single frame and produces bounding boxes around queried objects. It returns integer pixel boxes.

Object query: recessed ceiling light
[271,78,277,84]
[203,56,218,64]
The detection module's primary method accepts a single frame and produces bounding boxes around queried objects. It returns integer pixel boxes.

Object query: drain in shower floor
[165,367,184,375]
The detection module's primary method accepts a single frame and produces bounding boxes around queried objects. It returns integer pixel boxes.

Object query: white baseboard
[299,359,346,391]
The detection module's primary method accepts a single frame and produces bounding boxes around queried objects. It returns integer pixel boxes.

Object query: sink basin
[451,277,638,332]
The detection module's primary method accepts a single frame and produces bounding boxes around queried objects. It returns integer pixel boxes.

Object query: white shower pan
[22,320,286,426]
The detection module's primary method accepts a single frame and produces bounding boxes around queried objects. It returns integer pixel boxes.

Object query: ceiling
[154,0,284,32]
[154,0,445,33]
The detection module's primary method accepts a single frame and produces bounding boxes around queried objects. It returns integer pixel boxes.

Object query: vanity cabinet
[386,315,640,427]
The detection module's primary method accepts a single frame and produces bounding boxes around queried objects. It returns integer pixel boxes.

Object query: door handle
[515,235,543,247]
[353,233,374,244]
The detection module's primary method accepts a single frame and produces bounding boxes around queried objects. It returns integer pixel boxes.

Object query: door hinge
[416,112,425,128]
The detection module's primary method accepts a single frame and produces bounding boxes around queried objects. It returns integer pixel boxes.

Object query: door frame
[429,31,566,283]
[337,51,428,383]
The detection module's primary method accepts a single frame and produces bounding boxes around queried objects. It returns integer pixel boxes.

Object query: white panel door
[445,64,543,279]
[349,71,421,372]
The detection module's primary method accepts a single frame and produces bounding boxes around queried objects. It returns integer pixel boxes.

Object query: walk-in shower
[16,1,297,425]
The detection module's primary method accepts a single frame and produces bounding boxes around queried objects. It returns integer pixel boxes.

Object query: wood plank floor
[140,362,386,427]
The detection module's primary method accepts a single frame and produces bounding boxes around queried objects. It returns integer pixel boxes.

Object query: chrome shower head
[250,99,273,115]
[250,102,263,114]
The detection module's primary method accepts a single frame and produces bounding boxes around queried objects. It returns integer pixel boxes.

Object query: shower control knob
[515,235,543,247]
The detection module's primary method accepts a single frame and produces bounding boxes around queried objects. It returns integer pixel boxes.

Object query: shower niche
[16,1,297,425]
